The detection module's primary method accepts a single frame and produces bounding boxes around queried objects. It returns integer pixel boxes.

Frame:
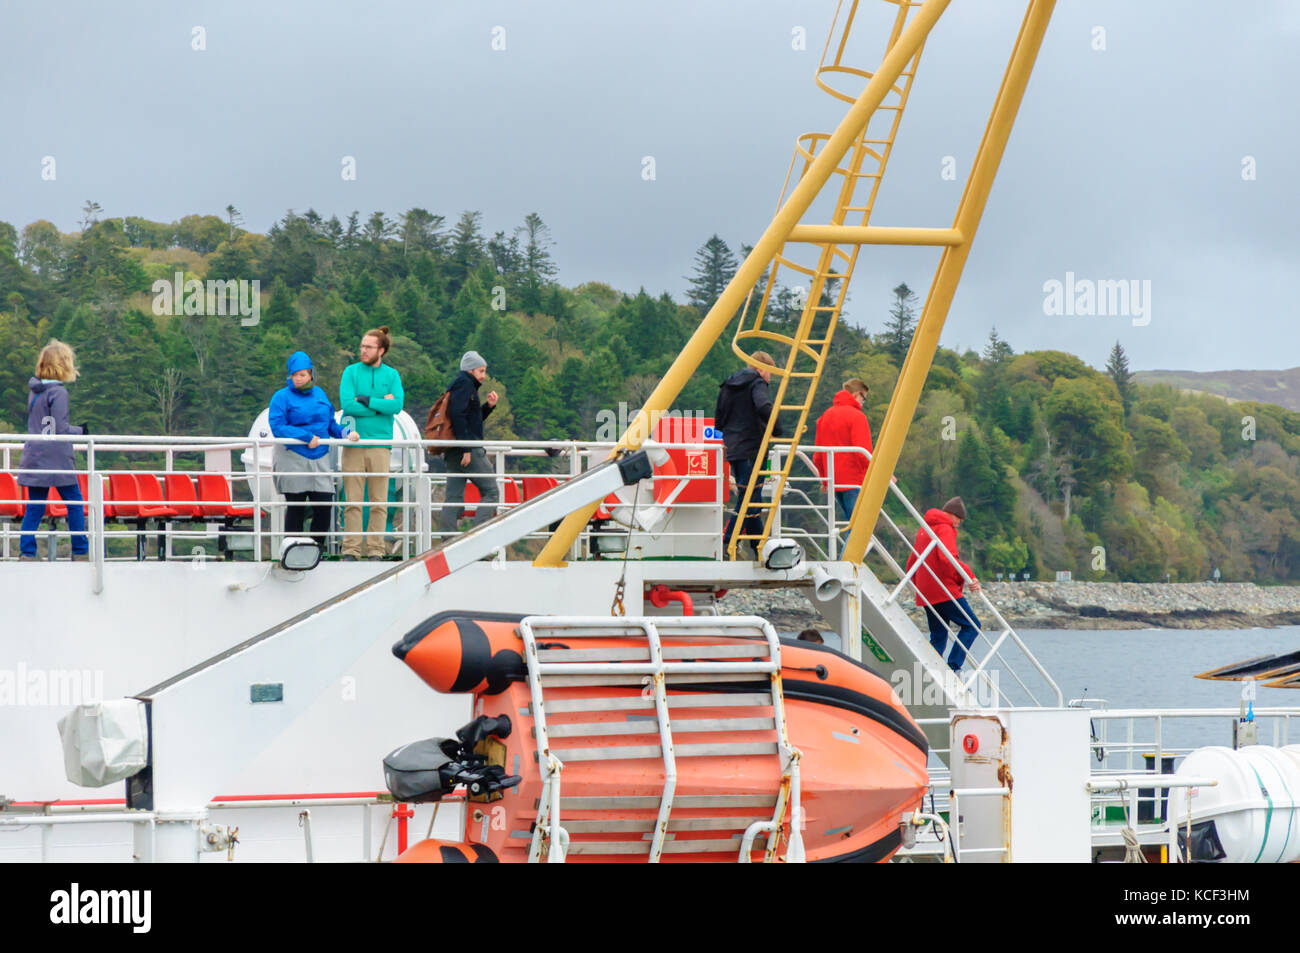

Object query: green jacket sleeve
[339,366,375,418]
[368,368,404,416]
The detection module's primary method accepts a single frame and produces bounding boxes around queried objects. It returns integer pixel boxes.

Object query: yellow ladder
[728,0,926,559]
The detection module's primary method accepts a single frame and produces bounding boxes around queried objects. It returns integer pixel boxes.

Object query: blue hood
[286,351,314,388]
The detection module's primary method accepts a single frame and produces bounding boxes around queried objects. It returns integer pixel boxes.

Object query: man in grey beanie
[439,351,501,533]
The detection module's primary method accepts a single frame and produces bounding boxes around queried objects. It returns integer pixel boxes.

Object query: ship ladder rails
[728,0,928,559]
[518,616,805,862]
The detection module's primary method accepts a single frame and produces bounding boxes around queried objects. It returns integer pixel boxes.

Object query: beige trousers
[342,446,390,557]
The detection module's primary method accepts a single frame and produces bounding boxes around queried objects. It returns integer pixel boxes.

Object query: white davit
[1168,744,1300,863]
[58,699,149,787]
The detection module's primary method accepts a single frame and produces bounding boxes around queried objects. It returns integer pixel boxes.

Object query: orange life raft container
[389,611,929,863]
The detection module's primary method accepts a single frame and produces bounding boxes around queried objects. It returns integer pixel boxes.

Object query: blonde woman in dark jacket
[18,340,88,560]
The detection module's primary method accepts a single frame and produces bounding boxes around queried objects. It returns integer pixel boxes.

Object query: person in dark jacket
[715,351,780,558]
[18,340,88,560]
[904,497,983,672]
[268,350,359,550]
[439,351,500,534]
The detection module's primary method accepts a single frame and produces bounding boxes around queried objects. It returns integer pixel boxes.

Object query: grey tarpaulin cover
[58,699,149,787]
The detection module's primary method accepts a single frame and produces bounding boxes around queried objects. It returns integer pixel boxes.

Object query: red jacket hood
[924,508,957,530]
[831,389,861,408]
[908,508,969,606]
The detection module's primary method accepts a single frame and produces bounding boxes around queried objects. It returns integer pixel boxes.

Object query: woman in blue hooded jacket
[269,351,358,548]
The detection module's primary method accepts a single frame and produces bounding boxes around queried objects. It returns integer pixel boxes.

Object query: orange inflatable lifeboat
[385,611,928,863]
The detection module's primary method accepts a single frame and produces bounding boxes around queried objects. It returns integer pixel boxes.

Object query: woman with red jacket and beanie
[904,496,983,672]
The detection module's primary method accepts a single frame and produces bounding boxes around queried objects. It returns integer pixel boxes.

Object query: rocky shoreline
[717,582,1300,631]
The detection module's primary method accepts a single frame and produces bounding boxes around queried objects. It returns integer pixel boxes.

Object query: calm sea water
[1015,626,1300,756]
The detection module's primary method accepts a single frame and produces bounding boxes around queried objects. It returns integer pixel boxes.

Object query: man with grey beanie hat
[439,351,500,533]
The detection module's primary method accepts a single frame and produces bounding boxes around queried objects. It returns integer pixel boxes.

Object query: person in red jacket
[813,378,872,538]
[904,497,983,672]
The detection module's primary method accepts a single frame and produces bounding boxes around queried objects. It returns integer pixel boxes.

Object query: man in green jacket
[339,325,404,559]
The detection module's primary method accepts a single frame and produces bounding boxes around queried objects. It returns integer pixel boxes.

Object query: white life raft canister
[1168,744,1300,863]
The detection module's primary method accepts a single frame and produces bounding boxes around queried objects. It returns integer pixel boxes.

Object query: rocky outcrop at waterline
[716,582,1300,631]
[983,581,1300,629]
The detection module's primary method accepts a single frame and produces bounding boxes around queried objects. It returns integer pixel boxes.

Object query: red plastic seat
[0,472,24,519]
[463,478,521,515]
[18,485,69,518]
[78,473,114,520]
[43,485,70,519]
[163,474,201,518]
[521,476,559,501]
[108,473,141,519]
[196,474,254,518]
[133,474,178,519]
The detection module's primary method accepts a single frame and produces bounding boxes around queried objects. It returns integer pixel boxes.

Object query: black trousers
[284,491,334,550]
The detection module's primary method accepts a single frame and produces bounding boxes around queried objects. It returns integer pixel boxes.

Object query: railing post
[88,440,103,594]
[416,452,432,553]
[827,452,838,560]
[252,437,262,562]
[568,442,581,562]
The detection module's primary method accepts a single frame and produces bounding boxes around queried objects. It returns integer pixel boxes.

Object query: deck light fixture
[761,538,803,572]
[279,537,321,572]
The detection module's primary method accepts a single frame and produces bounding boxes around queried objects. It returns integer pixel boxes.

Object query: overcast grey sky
[2,1,1296,371]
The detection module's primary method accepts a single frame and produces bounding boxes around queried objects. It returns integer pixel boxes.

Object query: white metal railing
[1084,706,1297,832]
[0,433,727,568]
[0,791,457,863]
[0,434,888,569]
[908,706,1300,859]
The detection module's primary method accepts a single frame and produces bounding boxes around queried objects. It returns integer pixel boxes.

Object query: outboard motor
[382,715,521,803]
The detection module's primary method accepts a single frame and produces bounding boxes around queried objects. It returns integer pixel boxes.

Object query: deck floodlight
[591,525,629,557]
[279,536,321,572]
[762,538,804,572]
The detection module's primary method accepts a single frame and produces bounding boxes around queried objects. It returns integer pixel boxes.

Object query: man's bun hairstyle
[365,326,392,355]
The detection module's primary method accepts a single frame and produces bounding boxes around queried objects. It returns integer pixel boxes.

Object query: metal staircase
[728,0,927,558]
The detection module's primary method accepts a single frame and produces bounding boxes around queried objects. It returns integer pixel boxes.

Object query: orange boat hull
[393,613,929,863]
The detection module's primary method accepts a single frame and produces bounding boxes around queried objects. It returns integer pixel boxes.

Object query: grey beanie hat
[460,351,486,372]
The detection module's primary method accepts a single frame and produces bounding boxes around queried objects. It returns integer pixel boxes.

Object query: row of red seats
[1,471,562,557]
[0,471,253,521]
[0,472,558,518]
[460,475,557,512]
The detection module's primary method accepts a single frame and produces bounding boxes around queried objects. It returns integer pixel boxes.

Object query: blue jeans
[833,488,859,553]
[20,483,88,557]
[834,487,860,524]
[923,596,981,671]
[724,456,765,556]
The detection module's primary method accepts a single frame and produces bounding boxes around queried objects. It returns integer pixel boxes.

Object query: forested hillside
[3,205,1300,583]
